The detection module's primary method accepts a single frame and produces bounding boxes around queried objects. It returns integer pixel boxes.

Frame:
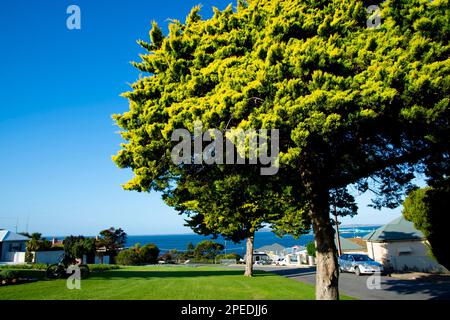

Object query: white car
[275,258,287,266]
[254,259,271,265]
[338,254,384,276]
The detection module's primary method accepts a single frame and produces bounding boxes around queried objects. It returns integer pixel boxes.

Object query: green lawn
[0,265,354,300]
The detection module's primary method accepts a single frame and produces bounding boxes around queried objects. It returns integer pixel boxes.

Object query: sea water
[125,226,379,256]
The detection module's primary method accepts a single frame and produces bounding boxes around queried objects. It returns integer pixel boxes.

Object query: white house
[0,230,29,264]
[284,246,308,265]
[255,243,286,261]
[363,216,446,273]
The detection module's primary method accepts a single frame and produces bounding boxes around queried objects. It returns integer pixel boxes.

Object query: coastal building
[254,238,366,266]
[0,230,28,264]
[284,245,307,265]
[255,243,286,261]
[363,216,446,273]
[252,251,271,264]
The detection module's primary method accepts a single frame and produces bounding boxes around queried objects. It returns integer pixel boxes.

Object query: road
[258,266,450,300]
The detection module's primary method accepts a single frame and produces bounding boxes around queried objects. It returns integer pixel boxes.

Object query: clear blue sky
[0,0,408,236]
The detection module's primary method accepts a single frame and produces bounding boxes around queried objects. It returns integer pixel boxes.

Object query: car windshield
[352,255,372,261]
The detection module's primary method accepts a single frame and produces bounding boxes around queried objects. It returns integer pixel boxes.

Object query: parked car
[254,259,271,265]
[338,254,384,276]
[275,258,287,266]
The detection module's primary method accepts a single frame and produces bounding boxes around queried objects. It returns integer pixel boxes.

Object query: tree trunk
[244,235,254,277]
[310,188,339,300]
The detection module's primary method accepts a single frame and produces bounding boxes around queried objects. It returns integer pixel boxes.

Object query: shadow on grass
[13,270,46,280]
[4,268,274,283]
[267,267,317,278]
[91,269,272,280]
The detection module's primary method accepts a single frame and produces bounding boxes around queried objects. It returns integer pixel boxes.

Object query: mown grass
[0,265,354,300]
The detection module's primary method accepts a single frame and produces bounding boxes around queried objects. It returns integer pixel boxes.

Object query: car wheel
[339,266,344,273]
[354,266,361,276]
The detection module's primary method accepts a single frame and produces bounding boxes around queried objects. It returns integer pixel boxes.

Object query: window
[397,246,412,255]
[8,243,23,252]
[352,255,372,262]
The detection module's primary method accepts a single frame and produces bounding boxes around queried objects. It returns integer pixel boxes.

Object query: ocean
[125,226,380,256]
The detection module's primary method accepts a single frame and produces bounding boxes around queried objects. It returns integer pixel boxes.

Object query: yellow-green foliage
[113,0,449,217]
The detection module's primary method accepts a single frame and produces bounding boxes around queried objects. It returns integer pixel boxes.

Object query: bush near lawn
[0,263,121,273]
[0,270,21,285]
[216,253,242,262]
[0,264,48,270]
[116,243,160,265]
[87,264,121,272]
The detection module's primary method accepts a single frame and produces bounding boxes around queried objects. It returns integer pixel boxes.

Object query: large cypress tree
[113,0,449,299]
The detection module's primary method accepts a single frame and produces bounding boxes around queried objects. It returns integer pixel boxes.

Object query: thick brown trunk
[244,235,254,277]
[310,189,339,300]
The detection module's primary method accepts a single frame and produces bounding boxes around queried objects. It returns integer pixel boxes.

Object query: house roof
[336,236,364,251]
[347,237,367,248]
[0,230,30,242]
[256,243,286,253]
[285,245,306,254]
[363,216,425,242]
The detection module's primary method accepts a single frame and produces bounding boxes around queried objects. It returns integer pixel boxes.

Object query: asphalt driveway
[260,266,450,300]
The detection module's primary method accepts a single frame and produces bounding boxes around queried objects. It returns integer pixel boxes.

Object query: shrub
[0,270,19,280]
[139,244,160,264]
[25,251,34,263]
[26,238,52,252]
[0,264,47,270]
[194,240,224,260]
[216,253,242,261]
[87,264,121,272]
[115,248,141,265]
[115,243,160,265]
[64,236,96,260]
[0,270,21,285]
[306,241,316,257]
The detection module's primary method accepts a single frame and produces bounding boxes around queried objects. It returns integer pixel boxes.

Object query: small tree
[186,242,195,257]
[402,184,450,270]
[216,253,242,262]
[115,243,160,265]
[63,236,96,261]
[96,227,127,263]
[306,241,316,258]
[139,244,160,264]
[116,247,141,265]
[194,240,224,260]
[97,228,127,251]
